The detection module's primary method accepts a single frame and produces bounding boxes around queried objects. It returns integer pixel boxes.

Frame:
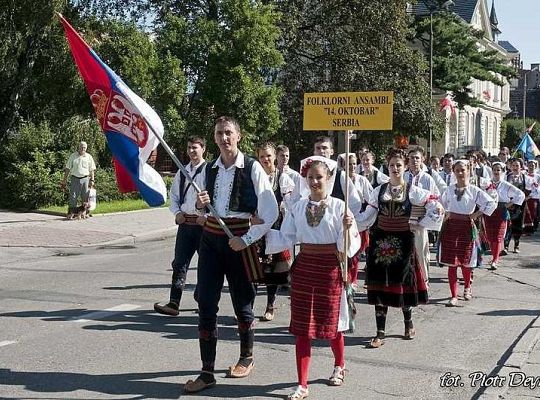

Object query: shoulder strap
[181,162,206,200]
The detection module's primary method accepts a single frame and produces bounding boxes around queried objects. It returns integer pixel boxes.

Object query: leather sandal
[226,358,254,378]
[404,327,416,340]
[328,366,345,386]
[368,337,385,348]
[184,373,216,393]
[260,307,275,321]
[287,385,309,399]
[153,302,179,316]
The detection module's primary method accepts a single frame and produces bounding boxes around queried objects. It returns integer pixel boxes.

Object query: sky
[494,0,540,69]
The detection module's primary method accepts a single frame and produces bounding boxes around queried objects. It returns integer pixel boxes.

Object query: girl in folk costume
[265,157,360,400]
[483,162,525,270]
[505,158,532,253]
[524,160,540,234]
[256,142,295,322]
[356,148,443,348]
[338,152,373,284]
[439,160,497,307]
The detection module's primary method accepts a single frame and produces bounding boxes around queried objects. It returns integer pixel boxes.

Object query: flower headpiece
[300,159,314,177]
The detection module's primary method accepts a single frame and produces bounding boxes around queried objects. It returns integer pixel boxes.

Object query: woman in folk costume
[524,160,540,234]
[356,148,443,348]
[439,160,497,307]
[265,157,360,400]
[483,162,525,270]
[505,158,532,253]
[338,152,373,284]
[256,142,295,322]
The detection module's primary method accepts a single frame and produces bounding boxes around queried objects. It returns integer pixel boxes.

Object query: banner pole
[343,130,351,283]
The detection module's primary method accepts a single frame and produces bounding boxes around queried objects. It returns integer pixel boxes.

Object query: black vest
[205,156,257,213]
[362,169,380,189]
[178,162,207,206]
[272,170,283,205]
[331,169,345,200]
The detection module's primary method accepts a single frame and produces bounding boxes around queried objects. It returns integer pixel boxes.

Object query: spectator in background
[499,147,511,163]
[61,141,96,219]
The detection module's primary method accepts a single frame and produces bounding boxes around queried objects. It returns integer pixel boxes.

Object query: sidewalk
[0,208,177,248]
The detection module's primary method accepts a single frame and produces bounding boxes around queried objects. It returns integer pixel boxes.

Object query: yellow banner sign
[303,91,394,131]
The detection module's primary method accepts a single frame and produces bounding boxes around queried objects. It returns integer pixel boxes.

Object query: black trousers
[169,223,203,304]
[197,230,256,334]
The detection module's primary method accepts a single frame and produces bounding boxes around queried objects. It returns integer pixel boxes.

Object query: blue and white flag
[516,133,540,161]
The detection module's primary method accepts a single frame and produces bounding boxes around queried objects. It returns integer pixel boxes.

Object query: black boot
[199,330,218,374]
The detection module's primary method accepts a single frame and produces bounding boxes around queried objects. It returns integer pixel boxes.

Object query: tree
[501,118,540,151]
[154,0,283,155]
[276,0,436,160]
[413,11,516,108]
[0,0,92,142]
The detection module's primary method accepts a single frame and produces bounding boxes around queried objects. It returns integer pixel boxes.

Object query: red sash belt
[183,214,200,226]
[299,243,337,255]
[204,216,264,283]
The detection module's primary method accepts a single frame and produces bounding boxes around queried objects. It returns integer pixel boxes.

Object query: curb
[94,227,178,247]
[476,315,540,400]
[0,227,177,248]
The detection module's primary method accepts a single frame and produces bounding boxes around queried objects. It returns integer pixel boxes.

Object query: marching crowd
[152,116,540,399]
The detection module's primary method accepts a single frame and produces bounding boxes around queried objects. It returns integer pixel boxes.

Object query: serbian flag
[59,15,167,206]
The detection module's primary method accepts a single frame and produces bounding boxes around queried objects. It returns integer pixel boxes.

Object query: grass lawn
[38,198,169,215]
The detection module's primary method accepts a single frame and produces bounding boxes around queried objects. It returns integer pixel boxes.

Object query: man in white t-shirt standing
[61,141,96,219]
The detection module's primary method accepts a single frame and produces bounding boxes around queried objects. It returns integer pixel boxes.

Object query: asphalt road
[1,237,540,399]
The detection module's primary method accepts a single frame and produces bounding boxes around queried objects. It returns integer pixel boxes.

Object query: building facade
[417,0,515,157]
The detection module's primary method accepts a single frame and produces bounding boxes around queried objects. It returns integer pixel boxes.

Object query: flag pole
[343,129,351,283]
[142,117,234,239]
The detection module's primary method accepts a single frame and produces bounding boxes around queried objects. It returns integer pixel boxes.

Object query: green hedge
[0,118,174,209]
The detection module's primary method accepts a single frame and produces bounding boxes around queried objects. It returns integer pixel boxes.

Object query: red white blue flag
[60,15,167,206]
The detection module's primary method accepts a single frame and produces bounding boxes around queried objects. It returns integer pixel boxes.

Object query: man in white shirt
[276,144,301,189]
[404,146,441,283]
[439,153,454,187]
[154,136,207,316]
[61,141,96,219]
[185,116,278,393]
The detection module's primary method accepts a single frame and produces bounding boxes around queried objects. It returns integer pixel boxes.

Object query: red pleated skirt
[440,213,474,267]
[483,206,507,243]
[289,244,342,339]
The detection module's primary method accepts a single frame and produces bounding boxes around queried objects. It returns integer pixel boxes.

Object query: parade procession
[3,1,540,399]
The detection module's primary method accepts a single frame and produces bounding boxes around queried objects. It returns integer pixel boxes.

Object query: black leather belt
[72,175,88,179]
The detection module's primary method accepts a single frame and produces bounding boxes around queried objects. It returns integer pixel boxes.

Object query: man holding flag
[185,116,278,393]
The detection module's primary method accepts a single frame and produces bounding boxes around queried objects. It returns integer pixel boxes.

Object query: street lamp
[423,0,454,156]
[523,66,539,130]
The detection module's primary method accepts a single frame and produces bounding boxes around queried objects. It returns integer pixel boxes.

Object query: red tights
[295,333,344,388]
[448,266,471,298]
[489,240,503,263]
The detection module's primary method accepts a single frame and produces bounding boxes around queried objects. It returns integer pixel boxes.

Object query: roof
[498,40,519,53]
[413,0,478,23]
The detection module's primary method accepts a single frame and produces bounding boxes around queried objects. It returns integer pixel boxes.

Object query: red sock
[448,267,458,298]
[490,240,502,263]
[295,336,311,388]
[462,266,472,289]
[348,256,359,285]
[330,332,345,368]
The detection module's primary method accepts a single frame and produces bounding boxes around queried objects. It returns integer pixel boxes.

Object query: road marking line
[0,340,17,347]
[71,304,141,322]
